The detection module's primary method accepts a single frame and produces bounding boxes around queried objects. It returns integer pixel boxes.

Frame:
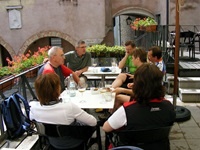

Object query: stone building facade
[0,0,199,66]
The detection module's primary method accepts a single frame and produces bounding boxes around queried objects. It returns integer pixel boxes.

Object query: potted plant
[107,45,125,56]
[86,44,125,57]
[0,46,49,92]
[0,46,49,79]
[86,44,107,57]
[0,65,15,92]
[130,17,157,32]
[130,18,145,30]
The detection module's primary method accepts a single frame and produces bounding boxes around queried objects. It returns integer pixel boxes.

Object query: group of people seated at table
[111,41,167,113]
[29,40,175,149]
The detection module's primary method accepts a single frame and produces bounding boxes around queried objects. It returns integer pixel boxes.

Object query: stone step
[179,88,200,102]
[166,76,200,94]
[178,77,200,89]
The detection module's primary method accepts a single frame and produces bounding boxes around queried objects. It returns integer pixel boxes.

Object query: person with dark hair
[112,48,147,112]
[65,40,91,77]
[30,73,97,149]
[38,46,79,92]
[148,46,166,73]
[103,63,175,133]
[112,40,137,88]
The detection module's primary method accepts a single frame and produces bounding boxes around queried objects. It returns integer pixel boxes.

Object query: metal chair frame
[106,126,172,150]
[34,121,100,150]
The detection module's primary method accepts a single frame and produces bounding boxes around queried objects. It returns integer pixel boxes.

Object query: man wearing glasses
[38,46,79,92]
[65,40,91,77]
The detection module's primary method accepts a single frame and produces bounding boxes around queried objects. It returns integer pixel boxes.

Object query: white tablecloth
[60,90,115,109]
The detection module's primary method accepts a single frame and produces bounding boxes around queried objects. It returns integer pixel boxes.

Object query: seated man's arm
[61,65,80,84]
[72,72,80,84]
[75,66,89,76]
[75,53,91,76]
[118,53,128,69]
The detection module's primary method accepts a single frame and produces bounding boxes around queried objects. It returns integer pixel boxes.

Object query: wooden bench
[0,133,38,149]
[0,107,38,149]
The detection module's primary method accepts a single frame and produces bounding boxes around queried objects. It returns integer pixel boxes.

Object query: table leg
[96,125,102,150]
[101,75,105,87]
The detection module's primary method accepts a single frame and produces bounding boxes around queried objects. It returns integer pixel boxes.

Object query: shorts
[121,74,134,89]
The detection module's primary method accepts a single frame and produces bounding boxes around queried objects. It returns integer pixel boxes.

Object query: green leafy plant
[130,17,157,30]
[0,46,49,79]
[86,44,125,56]
[142,17,157,26]
[86,44,107,56]
[0,66,12,77]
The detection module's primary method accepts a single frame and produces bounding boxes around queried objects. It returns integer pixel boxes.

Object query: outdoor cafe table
[83,67,121,84]
[60,89,114,150]
[60,90,115,109]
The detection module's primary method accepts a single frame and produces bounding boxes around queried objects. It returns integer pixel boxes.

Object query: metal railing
[133,25,200,63]
[0,64,42,142]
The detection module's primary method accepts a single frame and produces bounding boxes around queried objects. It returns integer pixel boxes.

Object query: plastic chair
[34,121,97,150]
[106,126,172,150]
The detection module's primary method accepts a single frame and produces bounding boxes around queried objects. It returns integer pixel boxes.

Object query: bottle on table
[68,74,76,97]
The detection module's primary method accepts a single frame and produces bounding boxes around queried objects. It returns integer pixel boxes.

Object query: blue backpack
[1,93,32,139]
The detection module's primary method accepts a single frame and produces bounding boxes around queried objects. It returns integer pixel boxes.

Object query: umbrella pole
[173,0,180,107]
[173,0,191,122]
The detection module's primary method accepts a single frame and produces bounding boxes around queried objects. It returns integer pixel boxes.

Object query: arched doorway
[19,30,76,55]
[25,37,75,55]
[0,45,12,67]
[113,7,157,46]
[0,37,14,67]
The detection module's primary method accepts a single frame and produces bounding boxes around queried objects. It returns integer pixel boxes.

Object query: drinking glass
[99,81,107,104]
[91,58,98,73]
[111,58,117,72]
[103,92,112,102]
[77,80,87,103]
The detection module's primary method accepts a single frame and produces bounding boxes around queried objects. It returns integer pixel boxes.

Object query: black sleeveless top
[123,99,176,131]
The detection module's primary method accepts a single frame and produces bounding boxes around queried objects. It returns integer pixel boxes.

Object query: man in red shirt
[38,46,79,92]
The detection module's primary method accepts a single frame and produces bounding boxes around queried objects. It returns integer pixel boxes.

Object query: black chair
[179,31,196,59]
[170,30,196,59]
[34,121,98,150]
[106,126,172,150]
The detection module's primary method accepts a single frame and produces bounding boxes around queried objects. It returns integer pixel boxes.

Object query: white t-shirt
[107,106,127,129]
[155,59,166,73]
[29,100,97,126]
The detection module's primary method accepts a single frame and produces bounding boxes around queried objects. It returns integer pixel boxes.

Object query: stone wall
[0,0,107,57]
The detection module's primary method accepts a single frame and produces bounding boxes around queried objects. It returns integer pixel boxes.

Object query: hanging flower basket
[145,25,157,32]
[140,26,146,31]
[130,17,157,32]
